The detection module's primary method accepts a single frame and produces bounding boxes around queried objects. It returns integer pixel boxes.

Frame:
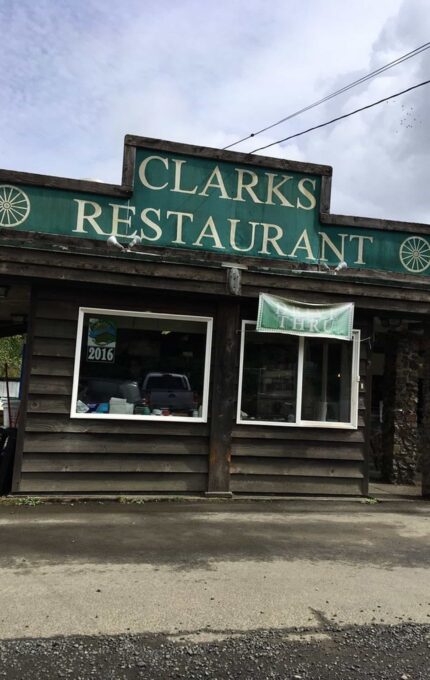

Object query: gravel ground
[0,623,429,680]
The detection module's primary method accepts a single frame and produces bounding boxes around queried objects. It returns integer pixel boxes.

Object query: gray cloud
[0,0,428,224]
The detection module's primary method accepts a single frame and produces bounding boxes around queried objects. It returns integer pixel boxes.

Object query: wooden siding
[17,287,213,494]
[16,285,370,496]
[230,433,366,496]
[229,312,369,496]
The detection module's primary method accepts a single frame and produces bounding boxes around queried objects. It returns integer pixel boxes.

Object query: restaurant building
[0,136,429,497]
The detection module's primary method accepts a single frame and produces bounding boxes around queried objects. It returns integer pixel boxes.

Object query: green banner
[257,294,354,340]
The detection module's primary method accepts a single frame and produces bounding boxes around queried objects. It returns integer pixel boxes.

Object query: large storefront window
[239,329,299,424]
[71,308,213,422]
[301,337,353,423]
[237,321,360,428]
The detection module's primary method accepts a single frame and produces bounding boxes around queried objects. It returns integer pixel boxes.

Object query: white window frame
[70,307,213,423]
[236,320,360,429]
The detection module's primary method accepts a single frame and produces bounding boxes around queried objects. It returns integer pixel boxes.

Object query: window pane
[301,338,352,423]
[240,328,298,423]
[76,313,208,418]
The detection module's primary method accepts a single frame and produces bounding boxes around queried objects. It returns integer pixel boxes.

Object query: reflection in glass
[240,329,298,423]
[76,313,208,418]
[301,338,352,422]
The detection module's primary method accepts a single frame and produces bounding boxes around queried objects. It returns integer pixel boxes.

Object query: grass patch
[0,496,43,506]
[118,496,146,505]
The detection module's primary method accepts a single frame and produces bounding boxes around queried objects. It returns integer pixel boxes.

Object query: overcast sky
[1,0,429,224]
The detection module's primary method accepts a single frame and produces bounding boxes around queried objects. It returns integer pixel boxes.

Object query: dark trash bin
[0,428,17,496]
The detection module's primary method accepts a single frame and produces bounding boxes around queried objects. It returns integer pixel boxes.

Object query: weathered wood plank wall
[15,285,369,496]
[229,305,369,496]
[18,286,212,494]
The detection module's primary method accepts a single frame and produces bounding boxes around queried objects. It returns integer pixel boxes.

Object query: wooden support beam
[360,317,373,497]
[421,328,430,498]
[11,288,36,493]
[207,301,240,494]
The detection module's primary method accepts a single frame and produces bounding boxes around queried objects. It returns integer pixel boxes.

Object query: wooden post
[359,316,373,498]
[207,300,240,496]
[11,288,36,493]
[421,329,430,498]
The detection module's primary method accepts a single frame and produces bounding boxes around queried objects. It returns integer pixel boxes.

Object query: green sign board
[257,294,354,340]
[1,142,429,276]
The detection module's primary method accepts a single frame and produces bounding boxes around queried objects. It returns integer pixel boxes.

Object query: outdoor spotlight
[107,235,143,252]
[127,235,142,250]
[334,261,347,273]
[107,235,125,251]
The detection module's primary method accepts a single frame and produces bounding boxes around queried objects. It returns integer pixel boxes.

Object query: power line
[223,41,430,150]
[249,78,430,154]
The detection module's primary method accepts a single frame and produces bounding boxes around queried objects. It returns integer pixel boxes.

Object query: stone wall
[382,333,419,484]
[420,336,430,497]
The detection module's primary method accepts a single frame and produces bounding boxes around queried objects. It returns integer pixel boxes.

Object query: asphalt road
[0,498,429,678]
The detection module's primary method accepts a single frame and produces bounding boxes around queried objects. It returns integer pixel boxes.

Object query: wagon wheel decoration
[0,185,30,227]
[399,236,430,273]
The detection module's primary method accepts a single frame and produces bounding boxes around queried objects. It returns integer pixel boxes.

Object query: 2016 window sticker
[86,318,117,362]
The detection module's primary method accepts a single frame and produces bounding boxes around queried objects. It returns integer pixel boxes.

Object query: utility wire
[223,41,430,150]
[249,78,430,153]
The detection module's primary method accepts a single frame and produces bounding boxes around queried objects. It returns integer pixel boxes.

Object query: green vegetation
[0,496,42,506]
[118,496,146,504]
[0,335,25,379]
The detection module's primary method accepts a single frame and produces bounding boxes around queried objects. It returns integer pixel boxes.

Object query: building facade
[0,136,429,496]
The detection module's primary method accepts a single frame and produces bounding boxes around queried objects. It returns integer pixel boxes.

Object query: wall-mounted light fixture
[107,235,143,252]
[107,235,125,251]
[0,285,10,298]
[297,261,349,276]
[128,235,142,250]
[107,235,144,253]
[334,261,348,274]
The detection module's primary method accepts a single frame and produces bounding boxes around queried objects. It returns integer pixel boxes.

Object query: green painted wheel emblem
[399,236,430,273]
[0,185,30,227]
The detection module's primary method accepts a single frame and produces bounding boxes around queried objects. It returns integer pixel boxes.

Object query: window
[237,321,360,428]
[71,308,213,422]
